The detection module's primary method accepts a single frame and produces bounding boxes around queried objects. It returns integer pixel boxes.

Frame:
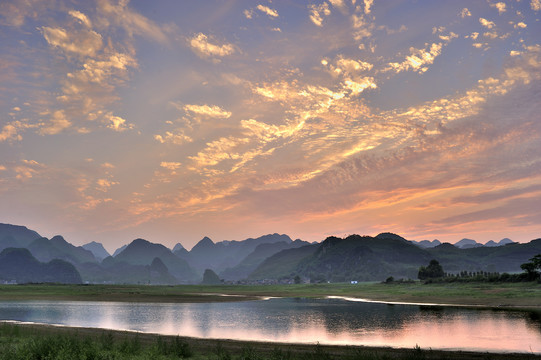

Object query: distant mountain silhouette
[453,238,480,249]
[0,222,538,285]
[249,244,319,280]
[172,243,189,260]
[82,241,110,261]
[28,236,97,264]
[220,239,310,281]
[293,233,431,282]
[498,238,514,245]
[149,257,178,284]
[410,239,441,248]
[452,238,515,249]
[0,247,82,284]
[111,238,198,283]
[0,223,41,249]
[112,244,128,257]
[186,233,294,274]
[201,269,221,285]
[172,242,187,253]
[249,234,541,282]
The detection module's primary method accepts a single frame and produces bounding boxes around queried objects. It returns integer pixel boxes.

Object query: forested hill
[249,233,541,282]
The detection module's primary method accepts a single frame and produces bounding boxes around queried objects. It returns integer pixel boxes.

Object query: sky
[1,0,541,252]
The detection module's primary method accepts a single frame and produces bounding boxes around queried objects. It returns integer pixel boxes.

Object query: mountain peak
[82,241,110,261]
[130,238,152,247]
[454,238,479,248]
[50,235,68,245]
[172,243,185,252]
[375,232,407,241]
[192,236,214,250]
[485,240,498,247]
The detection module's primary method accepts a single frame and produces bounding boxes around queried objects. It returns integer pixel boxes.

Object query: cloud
[460,8,471,18]
[328,0,348,14]
[256,5,278,18]
[514,22,527,29]
[189,33,235,59]
[96,178,119,192]
[37,6,139,135]
[0,122,23,142]
[0,0,45,27]
[41,26,103,57]
[343,77,377,95]
[154,131,192,145]
[468,32,479,40]
[364,0,374,14]
[438,32,458,42]
[531,0,541,11]
[69,10,92,27]
[479,18,495,29]
[14,159,45,180]
[489,2,507,14]
[39,110,72,135]
[328,56,374,75]
[351,13,374,40]
[308,3,331,27]
[160,162,182,170]
[243,9,254,19]
[105,113,134,132]
[189,136,250,168]
[386,43,444,74]
[66,53,137,87]
[183,104,232,119]
[97,0,169,44]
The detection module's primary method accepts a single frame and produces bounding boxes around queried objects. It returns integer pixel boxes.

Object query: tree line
[417,254,541,283]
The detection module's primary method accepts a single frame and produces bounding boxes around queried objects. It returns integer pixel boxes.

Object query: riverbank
[0,282,539,309]
[1,322,539,360]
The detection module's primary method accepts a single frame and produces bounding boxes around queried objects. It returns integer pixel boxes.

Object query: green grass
[0,323,539,360]
[0,282,540,308]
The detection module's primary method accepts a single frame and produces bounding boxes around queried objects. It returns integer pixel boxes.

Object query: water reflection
[0,298,539,353]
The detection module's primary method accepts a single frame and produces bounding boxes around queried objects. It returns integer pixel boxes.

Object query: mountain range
[0,223,539,284]
[410,237,515,249]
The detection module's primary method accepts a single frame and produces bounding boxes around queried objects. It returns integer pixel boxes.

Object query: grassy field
[0,282,540,309]
[1,322,539,360]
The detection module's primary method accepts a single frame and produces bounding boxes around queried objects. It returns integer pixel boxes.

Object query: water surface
[0,298,539,353]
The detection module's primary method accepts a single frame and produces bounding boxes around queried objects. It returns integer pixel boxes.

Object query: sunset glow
[1,0,540,250]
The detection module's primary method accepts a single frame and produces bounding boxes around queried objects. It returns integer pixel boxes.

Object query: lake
[0,297,540,353]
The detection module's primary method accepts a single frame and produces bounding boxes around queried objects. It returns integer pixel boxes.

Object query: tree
[520,254,541,281]
[418,259,444,280]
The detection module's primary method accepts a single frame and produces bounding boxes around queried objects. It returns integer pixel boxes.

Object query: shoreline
[324,295,541,311]
[3,321,540,359]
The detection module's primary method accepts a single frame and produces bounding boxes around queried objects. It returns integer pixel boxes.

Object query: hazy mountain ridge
[0,247,82,284]
[28,236,97,265]
[250,233,432,282]
[108,238,199,283]
[220,239,311,281]
[0,223,41,248]
[182,233,295,274]
[250,234,541,282]
[411,237,514,249]
[82,241,111,261]
[0,223,539,285]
